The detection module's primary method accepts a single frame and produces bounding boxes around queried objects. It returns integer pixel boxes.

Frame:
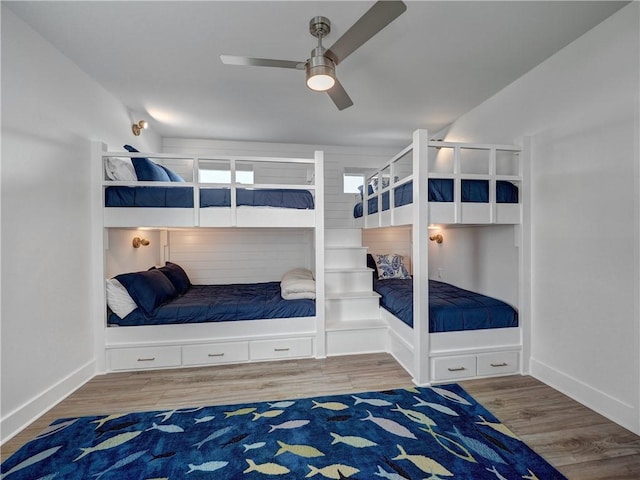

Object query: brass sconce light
[429,233,444,244]
[132,237,150,248]
[132,120,148,136]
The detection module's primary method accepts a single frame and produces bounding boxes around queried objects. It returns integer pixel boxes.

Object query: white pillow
[281,268,316,300]
[105,278,138,318]
[105,157,137,181]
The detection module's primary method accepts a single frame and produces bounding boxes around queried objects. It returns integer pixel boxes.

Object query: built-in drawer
[182,342,249,366]
[477,351,519,376]
[249,337,313,361]
[432,354,477,381]
[109,345,181,371]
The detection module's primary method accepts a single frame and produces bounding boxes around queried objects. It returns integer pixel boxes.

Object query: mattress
[353,179,518,217]
[105,187,314,209]
[374,278,518,332]
[108,281,315,326]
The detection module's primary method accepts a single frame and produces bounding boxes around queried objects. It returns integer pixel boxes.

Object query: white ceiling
[6,1,628,148]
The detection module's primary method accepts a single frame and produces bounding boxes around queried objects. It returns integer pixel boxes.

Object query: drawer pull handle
[274,348,290,352]
[490,362,508,367]
[208,353,225,357]
[137,357,155,362]
[447,366,466,372]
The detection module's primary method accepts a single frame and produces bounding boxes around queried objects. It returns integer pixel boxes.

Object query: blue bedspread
[199,188,315,209]
[353,179,518,217]
[105,186,194,207]
[109,282,315,326]
[374,278,518,332]
[105,187,314,209]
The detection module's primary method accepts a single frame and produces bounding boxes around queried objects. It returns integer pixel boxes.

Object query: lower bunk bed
[367,254,522,383]
[104,263,319,372]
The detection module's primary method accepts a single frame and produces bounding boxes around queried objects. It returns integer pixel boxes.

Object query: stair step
[325,228,362,247]
[325,291,380,300]
[325,267,373,274]
[326,318,387,332]
[325,247,368,269]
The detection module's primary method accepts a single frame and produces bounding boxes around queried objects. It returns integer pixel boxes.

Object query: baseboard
[530,357,638,434]
[1,360,96,445]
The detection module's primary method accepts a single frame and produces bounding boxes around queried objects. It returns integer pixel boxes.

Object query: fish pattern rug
[1,384,566,479]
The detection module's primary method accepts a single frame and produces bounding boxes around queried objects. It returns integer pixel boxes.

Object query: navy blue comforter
[105,187,314,209]
[109,282,315,326]
[353,179,518,218]
[375,278,518,332]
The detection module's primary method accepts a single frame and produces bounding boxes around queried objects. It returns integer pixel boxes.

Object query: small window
[343,172,364,194]
[200,169,254,184]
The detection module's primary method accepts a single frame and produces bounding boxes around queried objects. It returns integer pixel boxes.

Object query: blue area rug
[1,384,565,479]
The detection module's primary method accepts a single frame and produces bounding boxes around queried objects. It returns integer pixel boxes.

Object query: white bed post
[412,129,430,385]
[91,141,107,373]
[518,136,532,375]
[314,151,326,359]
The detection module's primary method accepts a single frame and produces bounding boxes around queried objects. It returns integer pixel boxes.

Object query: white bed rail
[359,135,522,228]
[100,149,322,228]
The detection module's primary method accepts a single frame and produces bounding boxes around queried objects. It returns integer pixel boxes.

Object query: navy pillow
[158,262,191,295]
[367,253,379,279]
[160,165,185,182]
[124,145,184,182]
[115,269,178,315]
[123,144,171,182]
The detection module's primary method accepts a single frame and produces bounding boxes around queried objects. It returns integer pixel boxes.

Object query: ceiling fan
[220,1,407,110]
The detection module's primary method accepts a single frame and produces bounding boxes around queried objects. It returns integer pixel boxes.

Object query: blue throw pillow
[115,269,178,315]
[124,145,184,182]
[158,262,191,295]
[373,253,411,280]
[124,144,170,182]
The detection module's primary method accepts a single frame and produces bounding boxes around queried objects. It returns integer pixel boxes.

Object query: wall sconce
[429,233,444,244]
[132,120,148,136]
[132,237,150,248]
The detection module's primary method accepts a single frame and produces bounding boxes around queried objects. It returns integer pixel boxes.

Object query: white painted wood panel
[166,228,314,284]
[362,227,412,272]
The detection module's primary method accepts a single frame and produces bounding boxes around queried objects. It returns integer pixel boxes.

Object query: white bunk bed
[91,142,325,373]
[357,129,528,385]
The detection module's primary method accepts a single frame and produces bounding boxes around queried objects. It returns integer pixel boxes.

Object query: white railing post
[412,129,430,385]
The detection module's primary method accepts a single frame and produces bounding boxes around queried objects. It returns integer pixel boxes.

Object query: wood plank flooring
[2,353,640,479]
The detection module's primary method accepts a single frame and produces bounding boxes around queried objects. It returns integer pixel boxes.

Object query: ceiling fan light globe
[305,57,336,92]
[307,73,335,92]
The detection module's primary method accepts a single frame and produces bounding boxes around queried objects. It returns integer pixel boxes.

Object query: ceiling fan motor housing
[309,16,331,38]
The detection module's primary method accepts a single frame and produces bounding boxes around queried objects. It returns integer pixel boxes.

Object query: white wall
[105,229,163,278]
[442,3,639,433]
[0,7,161,443]
[427,226,519,308]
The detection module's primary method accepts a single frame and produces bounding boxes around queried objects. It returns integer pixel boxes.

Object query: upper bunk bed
[354,133,522,228]
[97,144,324,228]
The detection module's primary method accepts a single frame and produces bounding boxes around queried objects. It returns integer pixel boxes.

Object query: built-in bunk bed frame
[91,142,325,373]
[357,129,530,385]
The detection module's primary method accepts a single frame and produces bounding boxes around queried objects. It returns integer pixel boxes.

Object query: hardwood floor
[2,353,640,479]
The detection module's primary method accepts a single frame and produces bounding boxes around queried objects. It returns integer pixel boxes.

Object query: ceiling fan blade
[326,1,407,65]
[220,55,305,70]
[327,79,353,110]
